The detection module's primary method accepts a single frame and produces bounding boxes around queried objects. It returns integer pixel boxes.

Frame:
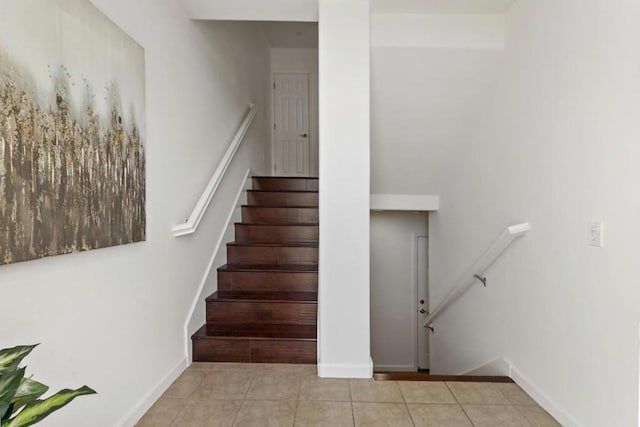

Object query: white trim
[509,360,581,427]
[173,104,256,237]
[460,357,511,377]
[180,0,319,21]
[182,169,252,360]
[116,357,187,427]
[318,358,374,379]
[370,194,439,211]
[424,222,531,328]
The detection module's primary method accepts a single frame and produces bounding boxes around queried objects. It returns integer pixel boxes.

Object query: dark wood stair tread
[193,324,317,340]
[227,241,318,248]
[252,176,318,179]
[242,204,318,208]
[248,190,318,194]
[218,264,318,272]
[207,291,318,303]
[235,222,318,226]
[373,372,514,383]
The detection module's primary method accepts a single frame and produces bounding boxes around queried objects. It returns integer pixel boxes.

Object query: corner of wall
[116,357,188,427]
[508,360,581,427]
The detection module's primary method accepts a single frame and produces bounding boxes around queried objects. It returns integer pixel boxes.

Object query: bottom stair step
[192,325,316,363]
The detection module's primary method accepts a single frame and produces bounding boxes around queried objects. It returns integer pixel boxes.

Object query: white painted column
[317,0,372,378]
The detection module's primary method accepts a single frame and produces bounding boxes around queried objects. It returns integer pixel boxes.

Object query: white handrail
[172,104,256,237]
[424,222,531,329]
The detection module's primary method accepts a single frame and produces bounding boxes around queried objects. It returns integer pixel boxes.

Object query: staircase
[191,176,319,364]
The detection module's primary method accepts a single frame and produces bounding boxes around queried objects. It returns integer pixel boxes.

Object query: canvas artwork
[0,0,146,265]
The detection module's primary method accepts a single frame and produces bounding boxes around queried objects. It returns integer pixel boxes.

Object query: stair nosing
[191,325,317,342]
[252,176,318,179]
[218,263,318,272]
[248,190,318,194]
[238,223,319,227]
[227,241,318,248]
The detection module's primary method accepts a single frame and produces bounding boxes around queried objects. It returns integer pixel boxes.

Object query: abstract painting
[0,0,146,266]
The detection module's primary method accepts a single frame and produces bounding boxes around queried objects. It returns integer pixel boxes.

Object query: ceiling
[262,22,318,48]
[371,0,516,14]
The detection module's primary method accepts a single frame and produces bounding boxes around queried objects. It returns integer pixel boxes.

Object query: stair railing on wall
[424,222,531,330]
[172,103,257,237]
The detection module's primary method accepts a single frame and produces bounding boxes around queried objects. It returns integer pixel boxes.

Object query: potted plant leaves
[0,345,96,427]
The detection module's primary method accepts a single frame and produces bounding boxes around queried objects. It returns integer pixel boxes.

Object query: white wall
[0,1,270,425]
[372,1,640,425]
[317,0,371,378]
[270,48,319,177]
[371,47,502,194]
[372,14,505,49]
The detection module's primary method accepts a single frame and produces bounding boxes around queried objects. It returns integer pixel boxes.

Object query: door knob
[299,133,308,137]
[419,309,426,314]
[419,299,425,305]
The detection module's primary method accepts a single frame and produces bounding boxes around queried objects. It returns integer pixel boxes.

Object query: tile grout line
[349,379,356,426]
[167,368,205,427]
[230,367,257,427]
[292,370,304,427]
[397,380,417,427]
[445,381,477,427]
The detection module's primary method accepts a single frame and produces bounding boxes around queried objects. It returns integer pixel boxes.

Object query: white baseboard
[318,357,373,378]
[117,357,187,427]
[461,357,511,377]
[508,360,581,427]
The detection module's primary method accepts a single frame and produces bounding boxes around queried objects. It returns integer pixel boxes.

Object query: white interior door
[273,73,310,176]
[417,236,429,370]
[370,212,429,372]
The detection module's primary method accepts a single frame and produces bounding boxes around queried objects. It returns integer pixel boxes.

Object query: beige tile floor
[136,363,561,427]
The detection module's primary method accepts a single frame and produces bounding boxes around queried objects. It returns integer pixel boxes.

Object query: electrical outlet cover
[588,221,603,247]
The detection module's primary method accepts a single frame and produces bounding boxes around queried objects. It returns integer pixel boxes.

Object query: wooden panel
[250,340,317,364]
[252,177,319,192]
[227,245,318,265]
[373,372,514,383]
[235,224,319,243]
[192,338,250,362]
[207,301,317,325]
[247,191,318,207]
[206,323,317,339]
[241,206,319,224]
[218,270,318,292]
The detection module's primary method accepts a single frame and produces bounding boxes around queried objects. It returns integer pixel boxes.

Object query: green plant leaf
[0,368,25,422]
[0,346,37,372]
[1,402,15,424]
[4,386,96,427]
[10,378,48,413]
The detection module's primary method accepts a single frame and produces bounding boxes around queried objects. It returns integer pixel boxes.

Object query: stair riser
[227,246,318,265]
[247,191,318,207]
[252,177,318,192]
[241,207,319,224]
[235,224,319,243]
[207,301,317,325]
[218,271,318,292]
[192,338,316,363]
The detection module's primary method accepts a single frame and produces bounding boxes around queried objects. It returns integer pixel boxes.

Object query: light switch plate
[588,221,603,247]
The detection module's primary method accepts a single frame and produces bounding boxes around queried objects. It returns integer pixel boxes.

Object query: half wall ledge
[370,194,440,212]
